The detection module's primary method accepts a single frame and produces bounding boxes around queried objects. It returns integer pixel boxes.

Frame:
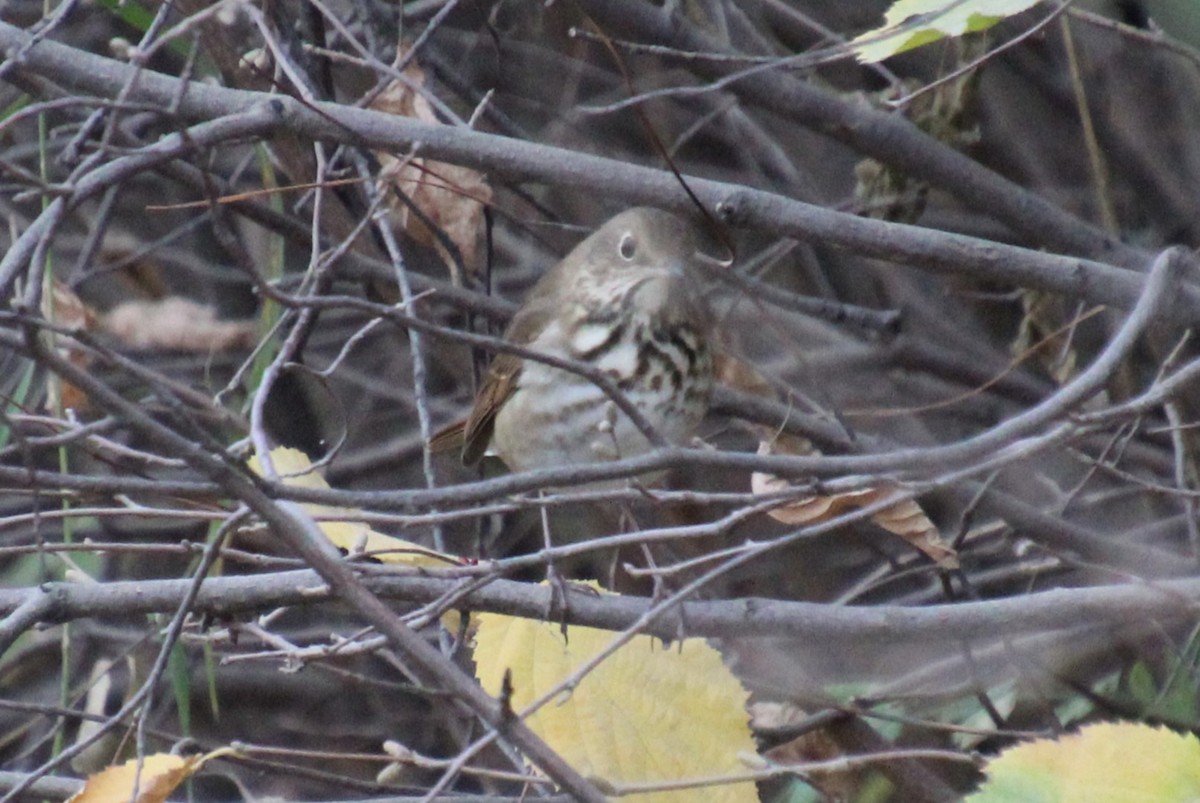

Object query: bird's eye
[618,232,637,261]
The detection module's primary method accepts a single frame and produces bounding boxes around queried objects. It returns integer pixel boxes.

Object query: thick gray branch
[0,22,1196,321]
[2,568,1198,646]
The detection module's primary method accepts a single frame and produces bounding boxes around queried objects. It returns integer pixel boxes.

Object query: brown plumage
[438,207,714,483]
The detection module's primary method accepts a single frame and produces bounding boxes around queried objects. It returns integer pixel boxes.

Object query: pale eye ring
[618,232,637,261]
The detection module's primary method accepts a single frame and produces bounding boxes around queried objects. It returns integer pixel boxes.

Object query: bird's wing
[461,353,520,465]
[460,295,560,465]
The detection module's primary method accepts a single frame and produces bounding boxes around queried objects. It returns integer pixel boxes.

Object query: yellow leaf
[68,753,202,803]
[247,447,456,568]
[473,588,757,802]
[852,0,1043,63]
[968,722,1200,802]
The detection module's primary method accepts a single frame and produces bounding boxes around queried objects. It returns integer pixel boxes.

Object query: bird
[434,207,714,488]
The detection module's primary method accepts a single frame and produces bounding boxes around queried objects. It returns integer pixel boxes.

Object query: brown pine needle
[145,176,369,211]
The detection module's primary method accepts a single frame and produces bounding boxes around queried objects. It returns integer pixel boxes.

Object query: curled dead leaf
[372,53,491,281]
[100,298,256,352]
[752,439,959,570]
[42,280,98,411]
[45,279,97,333]
[717,350,957,568]
[751,701,861,801]
[715,352,776,401]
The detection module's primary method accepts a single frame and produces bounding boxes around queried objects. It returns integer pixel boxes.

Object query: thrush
[436,207,714,486]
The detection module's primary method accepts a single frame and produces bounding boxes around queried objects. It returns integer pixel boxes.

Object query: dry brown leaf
[1016,289,1078,385]
[752,439,959,569]
[717,354,822,457]
[751,701,861,801]
[870,495,959,568]
[718,351,957,567]
[715,352,776,400]
[42,279,98,411]
[372,53,491,281]
[100,298,256,352]
[45,279,96,332]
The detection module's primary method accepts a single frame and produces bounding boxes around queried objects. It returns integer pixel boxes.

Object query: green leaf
[1156,630,1200,720]
[823,685,904,741]
[852,0,1044,63]
[0,360,36,450]
[168,642,191,735]
[204,632,220,722]
[1127,660,1158,708]
[92,0,194,60]
[1124,638,1200,721]
[771,779,822,803]
[1055,669,1120,726]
